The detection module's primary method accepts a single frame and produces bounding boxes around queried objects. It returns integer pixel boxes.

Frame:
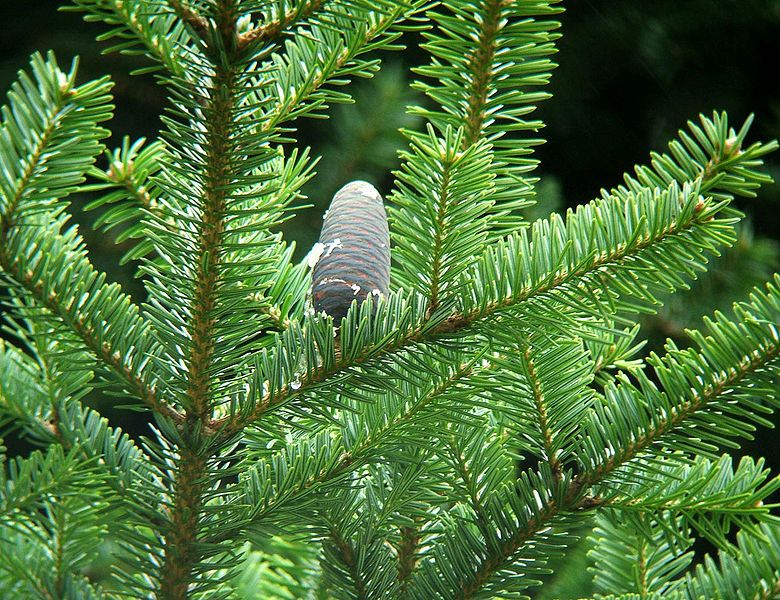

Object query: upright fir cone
[310,181,391,325]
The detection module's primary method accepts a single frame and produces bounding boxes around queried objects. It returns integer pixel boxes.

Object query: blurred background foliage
[1,1,779,594]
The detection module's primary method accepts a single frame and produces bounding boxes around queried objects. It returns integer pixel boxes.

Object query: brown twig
[397,520,421,590]
[236,0,326,52]
[523,344,562,477]
[462,0,503,147]
[160,450,207,599]
[329,528,369,599]
[167,0,209,40]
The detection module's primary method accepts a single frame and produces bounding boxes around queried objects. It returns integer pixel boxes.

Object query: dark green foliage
[0,2,778,599]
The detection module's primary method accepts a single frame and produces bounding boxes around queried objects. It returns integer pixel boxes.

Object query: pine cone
[311,181,391,325]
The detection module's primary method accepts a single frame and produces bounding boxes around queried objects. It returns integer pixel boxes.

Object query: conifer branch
[328,528,369,600]
[589,325,644,380]
[0,340,57,442]
[340,359,476,463]
[678,522,780,599]
[83,138,167,264]
[183,62,237,424]
[166,0,209,40]
[160,2,242,594]
[0,55,180,424]
[67,0,192,75]
[615,112,775,201]
[0,447,91,517]
[176,0,242,424]
[227,114,777,436]
[522,345,560,475]
[579,340,780,488]
[0,334,167,535]
[419,275,780,597]
[587,512,692,596]
[0,79,61,234]
[445,211,705,332]
[237,0,326,51]
[456,499,561,599]
[259,4,414,133]
[0,242,180,424]
[635,538,650,598]
[446,432,494,542]
[410,0,562,230]
[53,505,67,598]
[390,126,494,303]
[2,4,778,597]
[207,360,476,542]
[107,162,156,211]
[427,166,453,312]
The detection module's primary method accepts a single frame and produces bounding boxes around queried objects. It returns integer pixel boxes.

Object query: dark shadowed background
[2,0,779,584]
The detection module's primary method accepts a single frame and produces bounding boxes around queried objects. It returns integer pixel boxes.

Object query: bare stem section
[185,60,236,424]
[160,450,207,599]
[463,0,502,145]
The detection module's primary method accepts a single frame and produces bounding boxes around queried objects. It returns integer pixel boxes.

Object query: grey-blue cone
[311,181,391,325]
